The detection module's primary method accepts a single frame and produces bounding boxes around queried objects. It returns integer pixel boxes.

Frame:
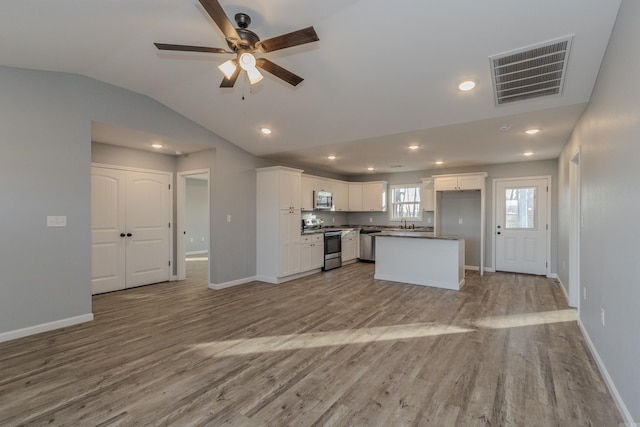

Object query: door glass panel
[505,187,536,229]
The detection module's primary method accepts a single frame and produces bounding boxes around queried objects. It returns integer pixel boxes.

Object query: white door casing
[495,177,549,275]
[91,166,171,294]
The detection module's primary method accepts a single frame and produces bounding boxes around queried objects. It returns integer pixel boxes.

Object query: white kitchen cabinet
[301,175,332,211]
[257,166,306,283]
[331,180,349,211]
[421,178,434,211]
[341,229,359,263]
[362,181,388,211]
[348,183,363,211]
[434,173,484,191]
[279,168,302,210]
[280,210,302,276]
[348,181,387,211]
[300,233,324,271]
[300,175,316,211]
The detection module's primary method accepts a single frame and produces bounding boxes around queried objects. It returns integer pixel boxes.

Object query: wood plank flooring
[0,261,623,426]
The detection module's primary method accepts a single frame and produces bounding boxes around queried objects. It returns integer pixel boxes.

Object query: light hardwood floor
[0,261,623,426]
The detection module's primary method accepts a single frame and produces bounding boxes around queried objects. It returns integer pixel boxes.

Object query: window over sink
[389,184,422,221]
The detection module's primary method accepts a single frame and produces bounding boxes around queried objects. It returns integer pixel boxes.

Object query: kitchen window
[389,184,422,221]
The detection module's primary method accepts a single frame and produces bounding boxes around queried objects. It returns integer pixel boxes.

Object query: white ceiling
[0,0,621,176]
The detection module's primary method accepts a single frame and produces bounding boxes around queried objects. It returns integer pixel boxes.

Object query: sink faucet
[401,218,407,229]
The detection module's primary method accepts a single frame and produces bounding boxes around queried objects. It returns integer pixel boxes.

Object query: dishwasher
[358,229,381,261]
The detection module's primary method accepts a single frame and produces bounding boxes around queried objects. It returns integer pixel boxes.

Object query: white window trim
[389,183,423,222]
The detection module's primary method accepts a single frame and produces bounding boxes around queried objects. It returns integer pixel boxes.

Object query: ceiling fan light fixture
[239,52,257,71]
[246,67,263,85]
[218,59,237,79]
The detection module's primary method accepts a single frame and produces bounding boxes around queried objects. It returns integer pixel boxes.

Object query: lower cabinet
[300,234,324,271]
[342,230,359,263]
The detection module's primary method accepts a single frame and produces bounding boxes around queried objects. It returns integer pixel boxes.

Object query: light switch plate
[47,216,67,227]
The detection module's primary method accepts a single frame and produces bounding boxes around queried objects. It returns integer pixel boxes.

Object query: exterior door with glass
[495,178,548,275]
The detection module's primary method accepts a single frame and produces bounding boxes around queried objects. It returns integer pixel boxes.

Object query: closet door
[125,171,171,287]
[91,168,126,294]
[91,167,171,294]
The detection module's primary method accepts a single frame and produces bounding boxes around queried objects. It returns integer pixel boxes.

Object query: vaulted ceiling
[0,1,621,175]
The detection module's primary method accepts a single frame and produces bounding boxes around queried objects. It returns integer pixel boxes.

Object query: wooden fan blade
[154,43,231,54]
[256,58,304,86]
[199,0,240,42]
[220,66,241,88]
[256,26,319,53]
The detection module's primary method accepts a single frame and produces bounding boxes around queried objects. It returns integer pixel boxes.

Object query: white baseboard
[555,276,570,305]
[0,313,94,344]
[483,267,496,273]
[209,276,257,290]
[186,250,208,256]
[465,265,479,271]
[578,320,635,425]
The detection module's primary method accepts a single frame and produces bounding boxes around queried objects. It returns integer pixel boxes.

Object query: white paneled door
[92,167,171,294]
[495,178,548,275]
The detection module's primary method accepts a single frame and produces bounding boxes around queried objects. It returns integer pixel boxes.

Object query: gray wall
[558,0,639,420]
[185,178,209,254]
[0,65,262,336]
[351,159,558,272]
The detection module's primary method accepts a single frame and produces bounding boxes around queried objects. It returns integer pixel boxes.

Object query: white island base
[374,234,465,291]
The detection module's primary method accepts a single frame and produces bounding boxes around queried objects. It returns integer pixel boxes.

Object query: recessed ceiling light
[260,127,272,135]
[435,160,444,165]
[525,128,540,135]
[524,151,534,156]
[458,80,476,91]
[499,124,511,131]
[367,167,374,171]
[151,143,163,149]
[327,155,336,160]
[409,145,419,150]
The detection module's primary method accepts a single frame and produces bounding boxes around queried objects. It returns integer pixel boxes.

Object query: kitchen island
[374,232,465,290]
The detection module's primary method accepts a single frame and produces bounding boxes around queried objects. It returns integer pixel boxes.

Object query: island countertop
[375,231,461,240]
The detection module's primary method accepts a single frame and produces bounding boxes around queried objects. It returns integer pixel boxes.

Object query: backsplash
[303,210,434,228]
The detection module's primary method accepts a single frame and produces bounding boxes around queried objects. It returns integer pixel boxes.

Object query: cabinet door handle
[120,233,126,237]
[126,233,132,237]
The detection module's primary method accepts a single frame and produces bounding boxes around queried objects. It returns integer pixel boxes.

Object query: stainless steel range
[323,230,342,270]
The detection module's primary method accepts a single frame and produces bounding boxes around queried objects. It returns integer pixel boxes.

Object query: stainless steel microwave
[314,190,333,210]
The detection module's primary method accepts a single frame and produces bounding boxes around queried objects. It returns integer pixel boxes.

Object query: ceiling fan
[154,0,319,88]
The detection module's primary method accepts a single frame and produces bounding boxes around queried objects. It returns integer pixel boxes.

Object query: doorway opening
[177,169,210,284]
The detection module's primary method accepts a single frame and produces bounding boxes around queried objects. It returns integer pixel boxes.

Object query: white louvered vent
[490,36,573,105]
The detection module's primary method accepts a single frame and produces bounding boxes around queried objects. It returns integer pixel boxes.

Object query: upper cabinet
[348,183,363,211]
[362,181,388,211]
[279,168,302,210]
[300,173,388,212]
[331,180,349,211]
[434,173,486,191]
[421,178,435,211]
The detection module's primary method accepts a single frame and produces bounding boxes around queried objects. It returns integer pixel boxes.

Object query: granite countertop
[375,231,462,241]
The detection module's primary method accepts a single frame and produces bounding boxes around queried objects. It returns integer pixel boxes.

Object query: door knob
[126,233,132,237]
[120,233,126,237]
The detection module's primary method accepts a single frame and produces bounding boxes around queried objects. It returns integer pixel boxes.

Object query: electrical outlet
[458,218,463,224]
[332,217,335,223]
[369,217,373,223]
[226,214,231,223]
[427,217,432,224]
[601,309,605,326]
